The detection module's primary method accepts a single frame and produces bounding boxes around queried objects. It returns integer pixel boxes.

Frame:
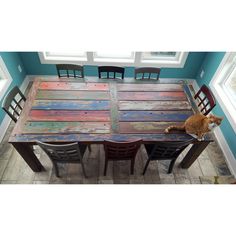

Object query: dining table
[9,77,213,172]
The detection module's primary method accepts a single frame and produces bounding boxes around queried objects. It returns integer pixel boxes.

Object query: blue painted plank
[119,111,193,121]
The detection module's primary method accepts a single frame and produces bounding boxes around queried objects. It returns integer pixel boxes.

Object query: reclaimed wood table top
[9,78,198,144]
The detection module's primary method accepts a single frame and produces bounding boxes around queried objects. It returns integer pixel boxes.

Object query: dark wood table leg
[12,142,45,172]
[180,141,210,168]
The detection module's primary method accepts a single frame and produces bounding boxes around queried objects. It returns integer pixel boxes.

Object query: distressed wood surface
[119,101,192,110]
[32,100,110,110]
[39,82,109,91]
[11,133,193,143]
[117,83,183,91]
[23,122,111,134]
[118,91,187,101]
[119,111,193,122]
[36,90,110,100]
[119,122,184,134]
[28,110,110,122]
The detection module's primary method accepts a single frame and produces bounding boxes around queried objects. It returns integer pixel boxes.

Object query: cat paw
[164,128,169,133]
[197,137,205,141]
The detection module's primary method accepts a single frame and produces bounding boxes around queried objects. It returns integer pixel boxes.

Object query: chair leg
[81,161,87,178]
[168,159,176,174]
[130,159,135,175]
[104,159,108,176]
[88,145,92,152]
[142,159,151,175]
[53,162,60,178]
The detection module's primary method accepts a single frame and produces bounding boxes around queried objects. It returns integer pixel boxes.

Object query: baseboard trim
[0,75,32,143]
[213,127,236,177]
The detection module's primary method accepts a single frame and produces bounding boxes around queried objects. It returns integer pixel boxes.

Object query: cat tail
[165,125,185,133]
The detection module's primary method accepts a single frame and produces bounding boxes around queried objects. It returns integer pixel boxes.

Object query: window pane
[0,68,6,80]
[45,52,86,57]
[94,52,133,59]
[141,52,177,60]
[224,67,236,104]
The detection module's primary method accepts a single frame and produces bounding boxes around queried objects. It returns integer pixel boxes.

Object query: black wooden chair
[143,139,194,175]
[135,67,161,80]
[37,141,89,178]
[103,139,142,176]
[194,84,216,115]
[2,86,26,122]
[98,66,125,79]
[56,64,84,78]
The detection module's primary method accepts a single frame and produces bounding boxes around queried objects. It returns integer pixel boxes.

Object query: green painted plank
[36,90,110,100]
[23,122,111,134]
[119,101,192,110]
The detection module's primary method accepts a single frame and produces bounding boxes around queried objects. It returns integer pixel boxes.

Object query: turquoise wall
[19,52,206,79]
[195,52,236,159]
[0,52,26,124]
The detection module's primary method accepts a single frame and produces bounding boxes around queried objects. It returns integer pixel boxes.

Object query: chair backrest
[2,86,26,122]
[135,67,161,80]
[147,139,194,161]
[194,84,216,115]
[104,139,142,160]
[56,64,84,78]
[37,141,83,163]
[98,66,125,79]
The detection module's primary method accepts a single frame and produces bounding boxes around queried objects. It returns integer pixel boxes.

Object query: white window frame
[0,56,13,102]
[38,52,189,68]
[210,52,236,133]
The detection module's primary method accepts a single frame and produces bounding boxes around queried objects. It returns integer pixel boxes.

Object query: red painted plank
[117,83,183,91]
[39,82,109,91]
[118,91,187,101]
[28,110,111,122]
[119,122,184,134]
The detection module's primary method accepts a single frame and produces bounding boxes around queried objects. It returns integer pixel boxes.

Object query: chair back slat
[148,139,194,161]
[98,66,125,79]
[37,141,88,178]
[104,139,142,160]
[194,84,216,115]
[2,86,26,123]
[135,67,161,80]
[143,139,194,174]
[37,141,83,162]
[56,64,84,78]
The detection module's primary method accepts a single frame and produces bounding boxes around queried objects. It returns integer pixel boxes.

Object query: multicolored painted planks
[119,111,193,122]
[36,90,110,100]
[39,82,109,91]
[28,110,111,122]
[118,91,187,101]
[117,83,183,91]
[32,100,110,110]
[119,101,192,110]
[23,122,111,134]
[119,122,184,134]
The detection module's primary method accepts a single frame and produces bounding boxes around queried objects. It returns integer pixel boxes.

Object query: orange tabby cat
[165,113,223,140]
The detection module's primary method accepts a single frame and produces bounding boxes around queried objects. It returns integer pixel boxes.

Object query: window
[39,51,87,63]
[39,51,188,68]
[210,52,236,133]
[0,56,13,102]
[93,51,134,62]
